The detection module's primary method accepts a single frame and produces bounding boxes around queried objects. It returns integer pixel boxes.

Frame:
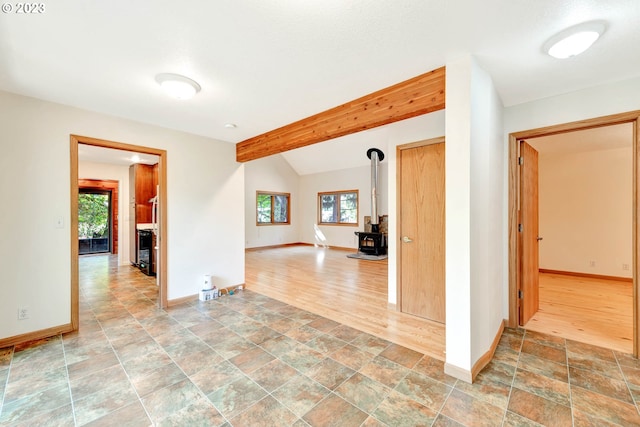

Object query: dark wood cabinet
[129,164,158,267]
[134,164,155,223]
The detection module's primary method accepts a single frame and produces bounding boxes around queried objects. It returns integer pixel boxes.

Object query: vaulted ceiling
[2,1,639,173]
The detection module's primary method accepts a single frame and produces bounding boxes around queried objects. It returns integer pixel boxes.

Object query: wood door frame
[79,179,119,255]
[396,136,445,312]
[507,110,640,356]
[70,135,168,331]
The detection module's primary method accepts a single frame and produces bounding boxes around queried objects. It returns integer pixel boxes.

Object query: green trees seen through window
[318,190,358,225]
[78,192,109,238]
[257,192,290,225]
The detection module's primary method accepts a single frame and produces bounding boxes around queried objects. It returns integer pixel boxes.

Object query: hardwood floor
[524,272,633,354]
[245,245,446,360]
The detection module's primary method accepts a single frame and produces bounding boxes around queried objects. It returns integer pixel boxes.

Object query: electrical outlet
[589,260,596,267]
[17,306,29,320]
[623,263,630,271]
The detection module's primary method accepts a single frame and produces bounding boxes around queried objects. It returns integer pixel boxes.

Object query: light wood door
[399,142,445,323]
[519,140,540,324]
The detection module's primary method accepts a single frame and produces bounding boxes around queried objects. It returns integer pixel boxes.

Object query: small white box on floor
[199,289,217,301]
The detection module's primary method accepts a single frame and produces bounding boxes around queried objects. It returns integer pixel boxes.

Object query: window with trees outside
[318,190,358,225]
[257,191,290,225]
[78,190,111,254]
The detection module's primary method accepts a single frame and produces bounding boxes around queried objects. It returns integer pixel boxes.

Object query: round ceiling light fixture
[155,73,201,100]
[543,21,606,59]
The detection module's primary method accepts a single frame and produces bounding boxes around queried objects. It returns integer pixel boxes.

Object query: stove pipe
[366,148,385,233]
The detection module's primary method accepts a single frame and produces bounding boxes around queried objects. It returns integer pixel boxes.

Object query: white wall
[78,161,132,266]
[245,154,300,248]
[539,147,632,278]
[505,76,640,135]
[469,59,505,366]
[444,56,504,378]
[503,76,640,315]
[299,164,388,249]
[0,90,244,340]
[444,59,473,374]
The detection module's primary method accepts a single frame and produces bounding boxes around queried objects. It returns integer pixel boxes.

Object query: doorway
[520,125,633,352]
[70,135,168,331]
[508,111,640,355]
[78,190,111,255]
[78,179,119,256]
[397,137,446,323]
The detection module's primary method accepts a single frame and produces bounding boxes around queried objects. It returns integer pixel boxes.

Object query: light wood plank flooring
[524,272,633,354]
[245,245,446,360]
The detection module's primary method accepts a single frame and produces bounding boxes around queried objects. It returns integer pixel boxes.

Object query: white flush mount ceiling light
[544,21,606,59]
[155,73,201,100]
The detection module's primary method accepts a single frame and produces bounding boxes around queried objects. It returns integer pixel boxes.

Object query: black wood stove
[355,231,387,255]
[354,148,387,256]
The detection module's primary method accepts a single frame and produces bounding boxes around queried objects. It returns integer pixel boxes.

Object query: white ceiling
[2,0,639,171]
[282,126,390,176]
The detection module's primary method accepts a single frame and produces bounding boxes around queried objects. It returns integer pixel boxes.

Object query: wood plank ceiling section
[236,66,446,162]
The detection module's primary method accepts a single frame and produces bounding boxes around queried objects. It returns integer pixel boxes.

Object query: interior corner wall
[468,59,505,366]
[503,76,640,315]
[0,90,245,340]
[539,147,632,278]
[444,57,473,374]
[244,154,301,248]
[444,56,504,379]
[78,161,131,266]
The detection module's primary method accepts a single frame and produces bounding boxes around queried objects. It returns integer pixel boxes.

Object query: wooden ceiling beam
[236,66,446,162]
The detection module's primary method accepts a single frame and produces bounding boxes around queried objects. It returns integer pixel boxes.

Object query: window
[257,191,290,225]
[78,190,111,254]
[318,190,358,225]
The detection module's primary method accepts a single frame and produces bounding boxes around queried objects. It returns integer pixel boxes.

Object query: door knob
[402,236,413,243]
[537,236,543,241]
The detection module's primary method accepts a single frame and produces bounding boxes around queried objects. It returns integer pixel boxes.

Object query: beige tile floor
[1,255,640,426]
